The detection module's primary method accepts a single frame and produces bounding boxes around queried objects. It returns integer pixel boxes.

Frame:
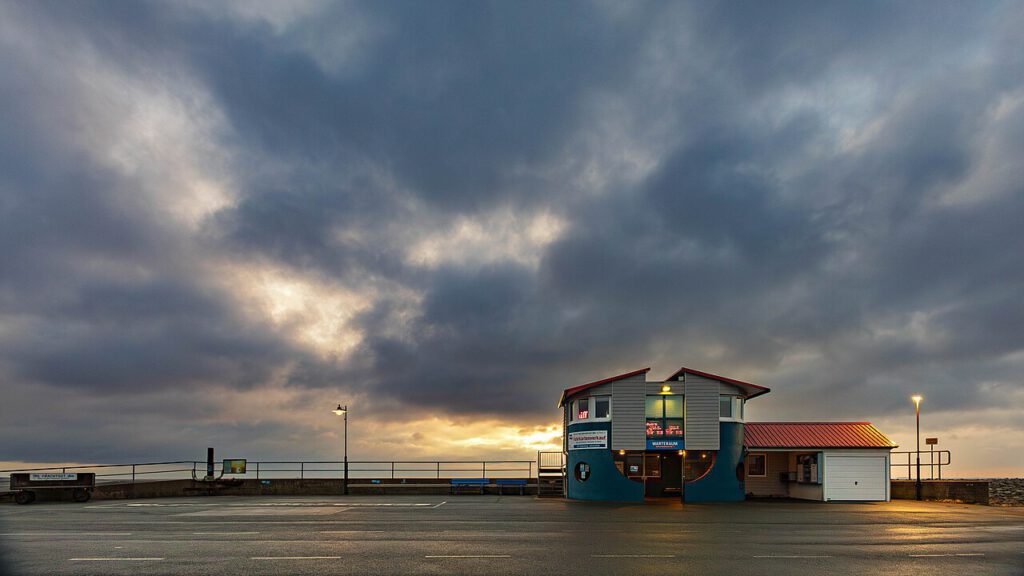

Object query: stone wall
[890,480,989,504]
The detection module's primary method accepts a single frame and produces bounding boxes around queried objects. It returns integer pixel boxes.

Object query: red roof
[664,366,771,399]
[744,422,897,449]
[558,368,650,407]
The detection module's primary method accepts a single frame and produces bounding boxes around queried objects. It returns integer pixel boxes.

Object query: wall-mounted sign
[29,473,77,481]
[646,438,684,450]
[925,438,938,445]
[223,459,247,474]
[568,430,608,450]
[575,462,591,482]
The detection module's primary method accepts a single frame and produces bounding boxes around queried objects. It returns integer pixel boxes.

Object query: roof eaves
[558,367,650,407]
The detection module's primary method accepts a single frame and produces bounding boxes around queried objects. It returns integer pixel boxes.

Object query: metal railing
[889,450,951,480]
[0,459,536,491]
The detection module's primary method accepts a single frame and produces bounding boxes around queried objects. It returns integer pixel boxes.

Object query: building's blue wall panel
[684,422,745,502]
[565,421,643,502]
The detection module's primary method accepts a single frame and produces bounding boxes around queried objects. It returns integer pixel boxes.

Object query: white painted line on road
[433,501,448,508]
[909,553,985,558]
[251,556,342,560]
[425,555,511,558]
[2,532,133,537]
[319,530,386,533]
[192,531,259,535]
[592,554,675,558]
[753,555,832,559]
[68,553,162,557]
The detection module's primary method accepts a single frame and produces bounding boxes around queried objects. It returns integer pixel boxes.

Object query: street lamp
[911,395,922,501]
[333,404,348,495]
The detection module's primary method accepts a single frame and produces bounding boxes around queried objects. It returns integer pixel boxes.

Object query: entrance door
[826,455,887,501]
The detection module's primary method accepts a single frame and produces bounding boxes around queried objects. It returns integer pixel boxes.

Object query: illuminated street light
[333,404,349,495]
[911,395,922,501]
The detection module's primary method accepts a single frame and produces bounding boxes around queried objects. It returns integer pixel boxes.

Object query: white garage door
[826,455,887,501]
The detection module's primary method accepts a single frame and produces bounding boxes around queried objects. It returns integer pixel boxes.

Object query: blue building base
[684,422,745,502]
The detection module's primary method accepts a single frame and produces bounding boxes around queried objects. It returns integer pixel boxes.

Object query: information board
[568,430,608,450]
[29,473,78,481]
[223,459,247,474]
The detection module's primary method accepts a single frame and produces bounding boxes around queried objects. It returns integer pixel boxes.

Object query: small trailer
[9,472,95,504]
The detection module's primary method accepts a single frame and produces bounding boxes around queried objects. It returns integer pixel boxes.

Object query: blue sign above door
[646,438,684,450]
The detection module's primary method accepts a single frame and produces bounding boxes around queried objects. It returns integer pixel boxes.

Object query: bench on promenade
[496,479,527,495]
[450,478,488,495]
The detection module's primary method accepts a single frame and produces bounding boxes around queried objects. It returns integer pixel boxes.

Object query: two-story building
[559,366,896,502]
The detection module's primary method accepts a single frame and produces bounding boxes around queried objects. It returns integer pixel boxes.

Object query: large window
[573,396,611,422]
[646,394,683,438]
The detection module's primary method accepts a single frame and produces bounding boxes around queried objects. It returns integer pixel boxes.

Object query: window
[646,394,683,437]
[685,451,716,482]
[747,453,766,477]
[646,419,664,437]
[576,398,590,420]
[594,396,611,419]
[720,396,733,418]
[645,395,664,418]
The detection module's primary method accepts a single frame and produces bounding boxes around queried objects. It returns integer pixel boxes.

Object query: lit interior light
[619,450,626,455]
[678,450,684,455]
[661,385,671,394]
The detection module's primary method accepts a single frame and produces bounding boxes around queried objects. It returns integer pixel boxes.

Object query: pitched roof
[664,366,771,399]
[557,368,650,407]
[744,422,897,449]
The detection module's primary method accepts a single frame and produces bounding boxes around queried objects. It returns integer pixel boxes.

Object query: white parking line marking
[319,530,386,533]
[753,555,832,559]
[2,532,133,537]
[592,554,675,558]
[68,553,162,557]
[909,553,985,557]
[425,555,511,558]
[251,556,342,560]
[192,531,259,535]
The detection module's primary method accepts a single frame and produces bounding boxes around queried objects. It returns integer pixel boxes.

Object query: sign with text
[223,459,247,474]
[568,430,608,450]
[646,438,684,450]
[925,438,938,445]
[29,473,78,481]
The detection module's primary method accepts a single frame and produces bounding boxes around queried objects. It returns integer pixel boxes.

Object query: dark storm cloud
[1,0,1022,463]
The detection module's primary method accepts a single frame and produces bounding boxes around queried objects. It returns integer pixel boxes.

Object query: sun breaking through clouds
[0,1,1022,476]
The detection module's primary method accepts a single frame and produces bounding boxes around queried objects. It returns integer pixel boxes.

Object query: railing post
[132,464,136,484]
[436,462,440,478]
[256,462,260,479]
[301,462,304,479]
[482,462,486,478]
[391,462,395,479]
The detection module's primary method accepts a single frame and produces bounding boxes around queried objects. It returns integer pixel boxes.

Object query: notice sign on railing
[568,430,608,450]
[29,473,77,481]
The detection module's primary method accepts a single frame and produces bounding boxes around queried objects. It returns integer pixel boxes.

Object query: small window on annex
[747,453,766,477]
[594,396,611,419]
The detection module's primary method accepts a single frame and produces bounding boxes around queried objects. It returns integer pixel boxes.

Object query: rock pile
[988,478,1024,506]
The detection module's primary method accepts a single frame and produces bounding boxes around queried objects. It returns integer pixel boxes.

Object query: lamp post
[911,395,922,501]
[333,404,348,495]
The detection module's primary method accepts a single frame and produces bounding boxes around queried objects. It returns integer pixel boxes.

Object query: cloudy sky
[1,1,1022,477]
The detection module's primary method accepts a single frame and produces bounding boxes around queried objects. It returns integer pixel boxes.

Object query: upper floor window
[646,394,683,437]
[720,395,744,421]
[573,396,611,421]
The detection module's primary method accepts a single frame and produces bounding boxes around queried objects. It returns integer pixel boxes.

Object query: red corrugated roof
[557,368,650,407]
[664,366,771,399]
[744,422,897,449]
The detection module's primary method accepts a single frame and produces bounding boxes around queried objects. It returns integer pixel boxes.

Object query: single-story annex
[560,366,897,502]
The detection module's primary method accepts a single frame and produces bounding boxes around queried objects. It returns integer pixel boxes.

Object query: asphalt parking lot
[0,495,1021,575]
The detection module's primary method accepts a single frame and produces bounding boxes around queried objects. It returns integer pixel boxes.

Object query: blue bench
[450,478,488,495]
[496,478,528,495]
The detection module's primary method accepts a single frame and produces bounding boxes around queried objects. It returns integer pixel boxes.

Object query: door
[826,455,887,501]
